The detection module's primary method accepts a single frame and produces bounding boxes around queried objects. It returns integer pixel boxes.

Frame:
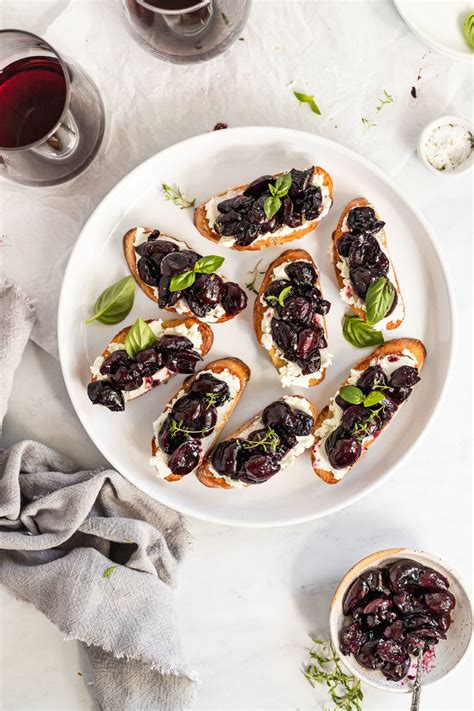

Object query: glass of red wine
[0,30,105,186]
[123,0,252,63]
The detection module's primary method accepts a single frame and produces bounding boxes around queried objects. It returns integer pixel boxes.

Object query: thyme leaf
[375,89,394,113]
[162,183,195,209]
[242,426,280,453]
[245,258,266,294]
[303,638,363,711]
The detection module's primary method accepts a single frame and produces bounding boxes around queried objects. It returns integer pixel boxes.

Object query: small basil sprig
[85,276,135,325]
[266,285,293,308]
[124,318,156,359]
[339,385,385,408]
[169,255,225,293]
[365,277,395,325]
[343,315,384,348]
[294,91,321,116]
[264,172,292,220]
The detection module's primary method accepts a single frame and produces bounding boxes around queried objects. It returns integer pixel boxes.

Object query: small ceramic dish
[417,115,473,176]
[329,548,472,693]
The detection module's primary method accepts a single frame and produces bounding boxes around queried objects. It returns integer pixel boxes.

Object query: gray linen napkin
[0,440,198,711]
[0,277,36,428]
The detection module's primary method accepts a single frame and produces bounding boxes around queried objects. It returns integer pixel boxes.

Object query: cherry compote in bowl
[329,549,472,693]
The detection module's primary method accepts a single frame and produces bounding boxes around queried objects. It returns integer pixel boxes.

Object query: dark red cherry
[438,613,452,633]
[337,232,355,257]
[155,334,193,352]
[299,349,322,375]
[264,279,292,302]
[361,568,391,595]
[376,640,407,665]
[135,348,164,376]
[343,577,370,615]
[389,559,424,592]
[381,657,410,681]
[293,410,314,436]
[348,234,383,268]
[339,622,367,656]
[137,256,161,286]
[393,592,425,615]
[243,174,274,198]
[418,567,449,591]
[285,261,317,285]
[191,273,225,307]
[212,440,244,477]
[168,440,201,476]
[288,167,313,197]
[424,591,456,616]
[326,429,361,469]
[217,194,253,213]
[157,276,183,308]
[296,327,322,360]
[160,250,200,276]
[241,454,280,484]
[262,401,297,433]
[383,620,404,641]
[109,366,143,392]
[271,319,299,359]
[356,365,387,393]
[221,281,247,315]
[279,296,315,326]
[171,395,206,423]
[135,238,178,257]
[99,349,132,376]
[165,350,202,373]
[356,641,383,670]
[389,366,420,388]
[384,386,412,405]
[87,381,124,411]
[158,419,186,454]
[350,265,380,298]
[189,373,230,406]
[296,185,322,220]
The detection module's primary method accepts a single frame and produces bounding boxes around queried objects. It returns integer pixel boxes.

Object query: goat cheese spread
[337,212,405,329]
[260,259,333,387]
[208,396,315,488]
[423,123,473,172]
[312,349,417,480]
[150,368,241,480]
[205,172,332,248]
[90,320,203,401]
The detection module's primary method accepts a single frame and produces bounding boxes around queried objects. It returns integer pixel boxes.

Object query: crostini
[87,316,213,411]
[254,249,332,387]
[150,357,250,482]
[194,166,333,251]
[123,227,247,322]
[311,338,425,484]
[197,396,317,489]
[332,198,404,329]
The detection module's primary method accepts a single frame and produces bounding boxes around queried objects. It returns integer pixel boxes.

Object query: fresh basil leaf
[343,315,384,348]
[339,385,364,405]
[124,318,156,359]
[169,270,196,292]
[363,390,386,407]
[293,91,321,115]
[85,276,135,325]
[274,172,292,197]
[268,183,277,197]
[365,277,395,325]
[264,195,281,220]
[194,255,225,274]
[464,12,474,49]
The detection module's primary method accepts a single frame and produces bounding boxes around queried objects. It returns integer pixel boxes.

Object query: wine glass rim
[133,0,211,15]
[0,29,71,153]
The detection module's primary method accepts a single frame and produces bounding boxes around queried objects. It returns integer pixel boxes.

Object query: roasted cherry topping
[134,232,246,319]
[241,454,280,484]
[189,373,231,407]
[285,261,317,285]
[87,381,124,412]
[168,440,201,476]
[99,349,133,376]
[214,167,323,246]
[346,206,385,235]
[339,558,455,681]
[325,429,361,469]
[356,365,387,392]
[135,348,164,376]
[165,350,202,374]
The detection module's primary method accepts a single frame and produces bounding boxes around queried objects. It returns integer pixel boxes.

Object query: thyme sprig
[303,638,363,711]
[204,392,219,408]
[169,419,213,438]
[361,117,376,131]
[245,258,266,294]
[162,183,196,209]
[375,89,394,112]
[242,427,280,452]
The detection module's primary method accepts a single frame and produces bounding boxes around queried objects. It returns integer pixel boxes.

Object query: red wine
[0,56,67,148]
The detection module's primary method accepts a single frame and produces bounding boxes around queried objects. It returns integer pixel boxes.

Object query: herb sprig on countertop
[375,89,394,113]
[245,258,266,294]
[294,91,322,116]
[303,638,363,711]
[162,183,195,209]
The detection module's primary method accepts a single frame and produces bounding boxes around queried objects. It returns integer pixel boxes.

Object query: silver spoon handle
[410,653,423,711]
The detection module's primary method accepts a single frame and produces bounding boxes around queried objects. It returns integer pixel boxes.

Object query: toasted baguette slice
[332,198,404,330]
[123,227,237,323]
[311,338,426,485]
[254,249,331,387]
[197,395,317,489]
[194,166,333,252]
[89,317,213,404]
[151,357,250,482]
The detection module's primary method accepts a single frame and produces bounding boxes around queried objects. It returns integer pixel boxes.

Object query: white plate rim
[58,126,457,527]
[393,0,474,63]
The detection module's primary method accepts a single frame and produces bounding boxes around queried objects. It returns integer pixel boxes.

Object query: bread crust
[90,317,214,400]
[194,167,333,252]
[311,338,426,485]
[332,198,404,330]
[253,249,330,387]
[151,357,251,483]
[197,395,318,489]
[123,228,235,323]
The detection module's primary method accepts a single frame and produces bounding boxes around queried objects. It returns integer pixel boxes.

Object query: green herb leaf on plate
[194,254,225,274]
[103,565,118,579]
[85,275,135,325]
[339,385,364,405]
[343,315,384,348]
[264,172,292,219]
[264,195,282,219]
[363,390,386,407]
[365,276,395,325]
[294,91,321,115]
[273,172,292,195]
[124,317,156,359]
[169,270,195,292]
[162,183,195,209]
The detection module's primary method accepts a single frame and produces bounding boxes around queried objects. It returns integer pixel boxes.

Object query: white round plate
[394,0,474,62]
[58,126,454,527]
[329,549,473,692]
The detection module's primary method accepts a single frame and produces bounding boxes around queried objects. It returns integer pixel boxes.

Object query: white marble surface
[1,1,472,709]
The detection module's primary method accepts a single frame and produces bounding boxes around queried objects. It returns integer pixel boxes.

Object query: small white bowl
[417,115,473,176]
[329,548,472,693]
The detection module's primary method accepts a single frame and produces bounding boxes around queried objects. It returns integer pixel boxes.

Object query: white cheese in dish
[337,211,405,328]
[205,172,332,248]
[89,319,203,401]
[259,259,333,387]
[150,368,241,480]
[207,396,315,488]
[312,349,418,480]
